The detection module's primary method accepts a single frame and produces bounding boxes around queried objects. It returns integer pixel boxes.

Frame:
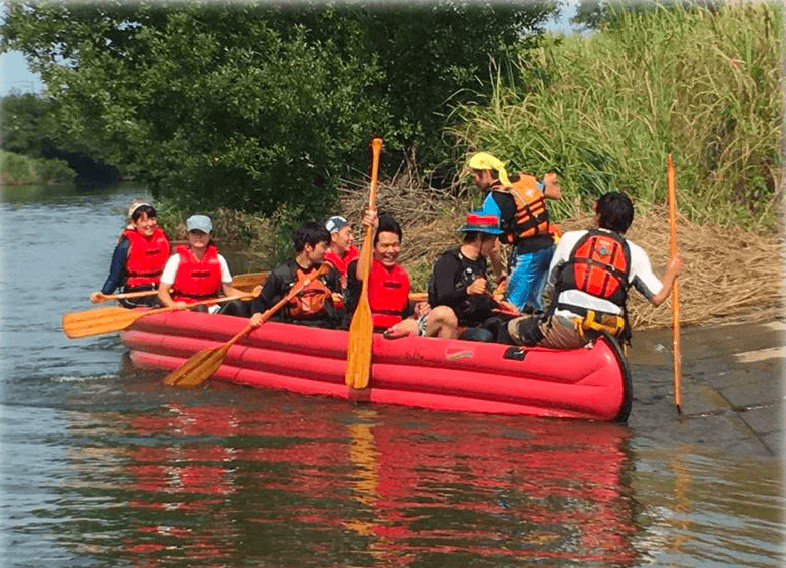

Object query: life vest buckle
[582,310,625,336]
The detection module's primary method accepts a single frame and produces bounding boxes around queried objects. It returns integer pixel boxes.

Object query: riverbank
[336,178,785,331]
[0,150,73,185]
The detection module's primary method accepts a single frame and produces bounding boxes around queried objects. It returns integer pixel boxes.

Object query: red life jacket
[494,174,550,244]
[558,230,631,308]
[324,245,360,278]
[171,244,222,303]
[287,265,334,318]
[121,228,170,288]
[367,259,410,329]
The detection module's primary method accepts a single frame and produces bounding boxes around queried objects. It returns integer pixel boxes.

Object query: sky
[0,1,578,97]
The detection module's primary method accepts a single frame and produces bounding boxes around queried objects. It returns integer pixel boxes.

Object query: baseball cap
[325,216,348,233]
[186,214,212,233]
[458,212,502,234]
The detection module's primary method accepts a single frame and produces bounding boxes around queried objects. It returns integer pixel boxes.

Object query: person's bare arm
[542,172,561,200]
[355,209,378,280]
[651,254,683,306]
[158,282,187,310]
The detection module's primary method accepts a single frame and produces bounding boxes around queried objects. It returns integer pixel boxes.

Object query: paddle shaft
[90,272,269,302]
[345,138,383,389]
[668,154,682,412]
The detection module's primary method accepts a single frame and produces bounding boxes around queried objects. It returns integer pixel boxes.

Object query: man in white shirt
[498,192,682,349]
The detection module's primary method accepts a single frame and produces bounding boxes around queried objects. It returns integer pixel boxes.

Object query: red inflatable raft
[120,312,632,421]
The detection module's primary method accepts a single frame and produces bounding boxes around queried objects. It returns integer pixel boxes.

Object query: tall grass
[449,1,783,229]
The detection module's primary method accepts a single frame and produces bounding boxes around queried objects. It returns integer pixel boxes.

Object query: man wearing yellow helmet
[468,151,561,313]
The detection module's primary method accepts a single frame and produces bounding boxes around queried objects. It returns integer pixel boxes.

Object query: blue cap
[186,214,212,233]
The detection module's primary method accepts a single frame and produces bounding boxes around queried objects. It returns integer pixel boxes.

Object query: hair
[131,204,156,222]
[595,192,634,234]
[293,221,331,253]
[374,214,403,246]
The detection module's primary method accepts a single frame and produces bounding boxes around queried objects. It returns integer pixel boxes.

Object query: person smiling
[90,201,170,308]
[323,215,359,284]
[250,221,343,328]
[345,211,456,337]
[157,215,250,316]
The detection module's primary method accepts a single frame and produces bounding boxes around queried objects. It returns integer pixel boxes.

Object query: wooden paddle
[668,154,682,413]
[90,289,159,302]
[89,272,270,302]
[345,138,383,389]
[164,265,329,387]
[62,294,252,339]
[230,271,269,292]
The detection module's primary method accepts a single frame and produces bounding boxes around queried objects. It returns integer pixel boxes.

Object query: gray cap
[186,214,212,233]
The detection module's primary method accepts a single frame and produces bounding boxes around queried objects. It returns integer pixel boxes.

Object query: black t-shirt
[428,249,496,326]
[251,258,342,327]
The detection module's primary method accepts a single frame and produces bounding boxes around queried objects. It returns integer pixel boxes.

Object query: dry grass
[337,176,784,330]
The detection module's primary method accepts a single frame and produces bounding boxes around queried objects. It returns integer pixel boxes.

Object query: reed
[448,1,783,229]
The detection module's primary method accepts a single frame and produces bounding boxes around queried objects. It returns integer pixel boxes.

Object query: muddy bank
[627,319,784,457]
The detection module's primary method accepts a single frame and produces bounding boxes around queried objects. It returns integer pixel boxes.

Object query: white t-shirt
[160,250,233,314]
[547,229,663,316]
[160,252,233,285]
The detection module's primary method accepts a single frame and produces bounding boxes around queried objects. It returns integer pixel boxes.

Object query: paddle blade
[344,296,374,388]
[163,344,229,386]
[231,271,269,293]
[62,306,144,338]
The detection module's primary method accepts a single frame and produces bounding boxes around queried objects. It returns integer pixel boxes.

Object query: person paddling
[90,202,170,308]
[345,211,457,338]
[491,192,682,349]
[249,221,343,328]
[468,152,561,313]
[157,215,252,316]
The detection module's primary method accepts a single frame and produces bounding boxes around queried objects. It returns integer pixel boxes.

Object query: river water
[1,183,783,567]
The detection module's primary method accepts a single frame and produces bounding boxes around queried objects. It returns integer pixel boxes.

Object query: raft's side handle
[503,347,527,361]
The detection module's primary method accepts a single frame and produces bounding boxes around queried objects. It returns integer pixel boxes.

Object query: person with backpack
[492,192,682,349]
[468,152,561,313]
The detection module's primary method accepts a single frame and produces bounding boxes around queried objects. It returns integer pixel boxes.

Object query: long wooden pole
[668,154,682,413]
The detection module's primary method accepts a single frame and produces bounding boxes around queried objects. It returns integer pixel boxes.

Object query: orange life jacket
[494,174,550,244]
[558,230,631,308]
[367,259,410,329]
[121,228,170,288]
[287,266,334,318]
[171,244,222,303]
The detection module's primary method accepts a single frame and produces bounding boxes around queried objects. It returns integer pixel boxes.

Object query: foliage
[450,1,783,229]
[571,0,724,31]
[1,149,72,185]
[0,92,54,157]
[1,0,558,220]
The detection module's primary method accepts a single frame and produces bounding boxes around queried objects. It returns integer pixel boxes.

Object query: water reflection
[61,400,639,567]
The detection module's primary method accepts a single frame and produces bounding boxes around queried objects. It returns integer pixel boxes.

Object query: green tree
[1,1,557,216]
[0,92,53,157]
